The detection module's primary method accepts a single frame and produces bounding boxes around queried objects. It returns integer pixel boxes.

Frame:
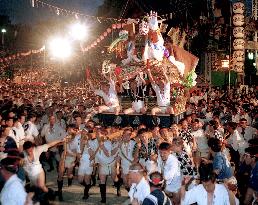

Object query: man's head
[128,163,145,184]
[148,172,165,191]
[101,83,109,93]
[207,138,222,154]
[239,118,248,128]
[5,117,13,128]
[49,115,56,126]
[67,124,79,136]
[199,163,216,193]
[17,114,26,125]
[0,157,19,180]
[122,128,132,142]
[159,142,172,161]
[23,141,36,156]
[244,147,258,167]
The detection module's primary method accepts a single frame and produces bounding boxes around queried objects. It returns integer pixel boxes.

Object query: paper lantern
[97,38,100,43]
[232,50,245,62]
[233,27,245,38]
[112,24,117,29]
[233,39,245,50]
[107,28,112,33]
[103,32,108,37]
[94,42,97,46]
[100,35,104,40]
[233,2,245,14]
[232,14,244,26]
[233,61,244,72]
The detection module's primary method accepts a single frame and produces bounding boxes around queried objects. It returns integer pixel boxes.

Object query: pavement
[45,165,129,205]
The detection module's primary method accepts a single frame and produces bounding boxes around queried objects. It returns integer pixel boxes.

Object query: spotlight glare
[70,23,87,41]
[49,37,72,59]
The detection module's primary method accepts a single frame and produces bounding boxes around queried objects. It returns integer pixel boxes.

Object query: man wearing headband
[0,157,27,205]
[142,171,172,205]
[128,163,150,205]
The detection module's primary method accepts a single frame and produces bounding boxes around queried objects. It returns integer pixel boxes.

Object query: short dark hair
[159,142,171,151]
[23,141,36,150]
[137,128,147,136]
[199,163,216,183]
[208,138,222,152]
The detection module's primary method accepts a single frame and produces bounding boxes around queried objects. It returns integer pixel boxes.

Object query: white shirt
[119,140,136,166]
[12,122,25,146]
[237,126,257,142]
[95,80,119,107]
[157,153,182,192]
[41,123,66,143]
[81,139,98,161]
[0,174,27,205]
[96,140,115,165]
[129,177,150,204]
[191,129,209,153]
[67,134,81,155]
[152,83,170,107]
[23,144,49,177]
[232,114,240,124]
[23,121,39,141]
[227,130,248,154]
[182,184,230,205]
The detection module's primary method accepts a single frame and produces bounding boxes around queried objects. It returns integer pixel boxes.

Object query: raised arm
[47,139,63,148]
[147,69,155,84]
[138,72,146,85]
[162,68,169,83]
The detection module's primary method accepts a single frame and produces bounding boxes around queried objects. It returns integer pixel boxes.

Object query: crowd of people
[0,66,257,205]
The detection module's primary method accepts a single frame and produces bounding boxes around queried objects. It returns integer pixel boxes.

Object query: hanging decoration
[33,0,133,23]
[232,1,245,74]
[82,24,124,52]
[0,46,45,66]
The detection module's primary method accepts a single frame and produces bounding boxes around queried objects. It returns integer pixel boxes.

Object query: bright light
[1,29,6,33]
[221,60,229,68]
[248,52,254,60]
[70,23,87,41]
[49,37,72,59]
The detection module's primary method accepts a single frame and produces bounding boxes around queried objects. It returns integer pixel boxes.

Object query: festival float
[99,11,199,117]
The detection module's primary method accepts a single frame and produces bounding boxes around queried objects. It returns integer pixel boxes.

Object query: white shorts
[121,161,132,175]
[78,159,94,176]
[99,161,116,175]
[27,168,44,185]
[132,100,144,113]
[65,156,76,168]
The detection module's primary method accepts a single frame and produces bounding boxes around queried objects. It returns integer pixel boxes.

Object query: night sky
[0,0,104,24]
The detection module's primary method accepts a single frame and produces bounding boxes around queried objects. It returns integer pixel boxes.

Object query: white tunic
[95,80,119,107]
[23,144,49,177]
[96,140,115,165]
[0,174,27,205]
[157,154,182,193]
[152,83,170,107]
[129,177,150,204]
[182,184,230,205]
[119,140,136,167]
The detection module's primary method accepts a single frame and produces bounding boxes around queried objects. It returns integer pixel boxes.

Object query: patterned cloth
[175,151,196,176]
[180,129,193,146]
[133,138,158,160]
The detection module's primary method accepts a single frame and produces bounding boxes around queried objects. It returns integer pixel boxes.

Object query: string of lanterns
[0,46,45,68]
[232,2,245,74]
[82,23,126,52]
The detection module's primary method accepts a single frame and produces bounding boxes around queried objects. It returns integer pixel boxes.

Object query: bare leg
[37,171,48,192]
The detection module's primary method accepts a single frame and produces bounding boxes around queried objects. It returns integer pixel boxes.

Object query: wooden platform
[94,112,185,128]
